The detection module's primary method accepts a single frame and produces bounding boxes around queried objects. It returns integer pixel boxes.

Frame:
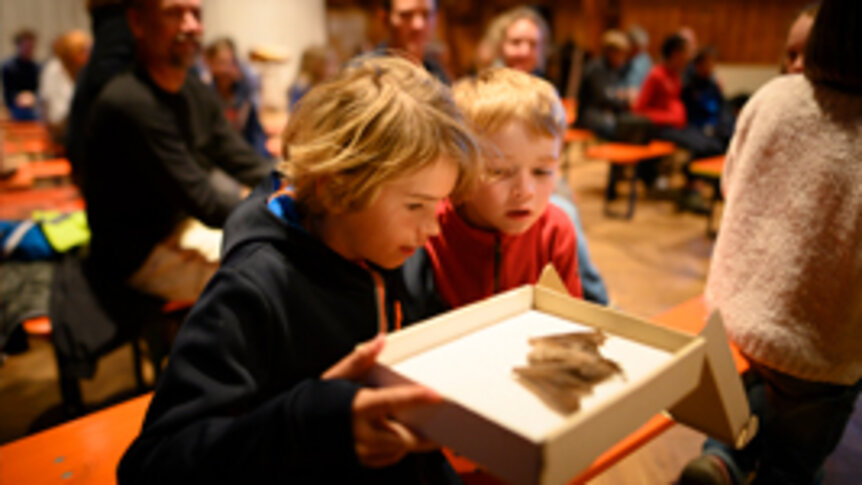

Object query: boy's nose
[512,172,535,199]
[422,214,441,239]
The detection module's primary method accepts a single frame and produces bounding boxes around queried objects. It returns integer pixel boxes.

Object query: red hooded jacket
[425,200,583,309]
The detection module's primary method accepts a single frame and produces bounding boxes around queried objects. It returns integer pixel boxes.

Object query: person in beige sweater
[681,1,862,484]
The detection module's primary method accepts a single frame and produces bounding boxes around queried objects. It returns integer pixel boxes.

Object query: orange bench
[0,394,153,485]
[0,186,84,220]
[689,155,726,237]
[586,141,676,219]
[0,296,747,484]
[564,128,595,143]
[2,136,56,157]
[0,159,72,190]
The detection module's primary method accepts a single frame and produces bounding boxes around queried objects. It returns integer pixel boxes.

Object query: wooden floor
[0,148,858,483]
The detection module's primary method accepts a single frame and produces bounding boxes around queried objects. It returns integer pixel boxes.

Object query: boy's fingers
[322,334,385,381]
[354,417,410,468]
[383,419,438,452]
[359,447,408,469]
[354,385,442,418]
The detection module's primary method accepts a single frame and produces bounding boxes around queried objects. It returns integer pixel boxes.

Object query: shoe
[679,190,711,215]
[679,454,734,485]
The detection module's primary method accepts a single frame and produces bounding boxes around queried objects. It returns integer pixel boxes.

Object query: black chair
[49,253,183,417]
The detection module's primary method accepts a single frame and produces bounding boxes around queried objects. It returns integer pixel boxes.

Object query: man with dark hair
[82,0,271,301]
[2,29,40,120]
[378,0,449,84]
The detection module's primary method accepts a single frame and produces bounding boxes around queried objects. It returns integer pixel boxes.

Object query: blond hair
[279,55,480,214]
[601,29,631,53]
[453,67,566,142]
[486,6,552,72]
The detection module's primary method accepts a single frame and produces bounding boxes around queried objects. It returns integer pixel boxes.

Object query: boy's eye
[488,167,515,178]
[533,168,555,177]
[406,203,424,211]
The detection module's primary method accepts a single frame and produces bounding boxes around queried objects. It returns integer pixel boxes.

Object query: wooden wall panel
[327,0,814,79]
[616,0,810,64]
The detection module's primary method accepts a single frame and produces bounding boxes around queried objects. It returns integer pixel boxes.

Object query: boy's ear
[314,176,341,214]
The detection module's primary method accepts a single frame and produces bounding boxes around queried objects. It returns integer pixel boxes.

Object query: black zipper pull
[494,234,502,294]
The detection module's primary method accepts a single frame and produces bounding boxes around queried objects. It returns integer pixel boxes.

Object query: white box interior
[393,310,675,442]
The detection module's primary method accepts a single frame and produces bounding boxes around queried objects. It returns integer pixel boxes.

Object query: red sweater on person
[634,64,687,129]
[424,200,583,309]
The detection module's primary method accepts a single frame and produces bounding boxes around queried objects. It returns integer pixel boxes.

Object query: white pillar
[202,0,328,111]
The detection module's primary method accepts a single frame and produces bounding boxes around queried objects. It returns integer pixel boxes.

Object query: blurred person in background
[635,34,724,159]
[490,6,551,77]
[67,0,136,186]
[287,45,338,111]
[577,30,632,140]
[622,25,652,95]
[635,34,724,211]
[678,26,698,62]
[2,29,40,121]
[38,30,92,144]
[782,3,819,74]
[204,37,269,158]
[82,0,271,302]
[682,46,734,146]
[378,0,449,84]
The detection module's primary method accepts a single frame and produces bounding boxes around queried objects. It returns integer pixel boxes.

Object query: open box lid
[370,266,756,484]
[535,266,758,449]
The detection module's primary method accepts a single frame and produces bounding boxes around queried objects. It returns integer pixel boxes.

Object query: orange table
[690,155,725,179]
[565,128,595,143]
[585,140,676,165]
[0,297,747,485]
[2,137,55,157]
[586,141,677,219]
[0,395,152,485]
[0,158,72,189]
[0,185,84,220]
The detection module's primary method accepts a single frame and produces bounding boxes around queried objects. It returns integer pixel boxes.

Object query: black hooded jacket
[117,185,456,484]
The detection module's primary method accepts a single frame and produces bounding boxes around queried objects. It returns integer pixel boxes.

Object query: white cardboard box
[368,268,756,485]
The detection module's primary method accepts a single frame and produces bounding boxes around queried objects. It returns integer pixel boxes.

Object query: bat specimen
[514,329,623,413]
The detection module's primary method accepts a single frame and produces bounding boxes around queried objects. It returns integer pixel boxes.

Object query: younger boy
[118,56,480,484]
[410,68,583,310]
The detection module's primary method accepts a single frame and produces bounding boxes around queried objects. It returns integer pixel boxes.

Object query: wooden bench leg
[53,347,85,418]
[625,166,638,219]
[707,179,721,238]
[604,164,639,219]
[131,338,146,391]
[603,164,618,217]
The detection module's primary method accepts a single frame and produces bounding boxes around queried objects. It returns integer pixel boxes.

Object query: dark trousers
[703,360,862,485]
[655,126,725,161]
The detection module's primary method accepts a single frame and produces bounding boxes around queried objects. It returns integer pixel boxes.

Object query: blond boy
[418,67,584,309]
[118,56,479,484]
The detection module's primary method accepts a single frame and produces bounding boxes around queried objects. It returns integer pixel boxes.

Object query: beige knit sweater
[706,74,862,386]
